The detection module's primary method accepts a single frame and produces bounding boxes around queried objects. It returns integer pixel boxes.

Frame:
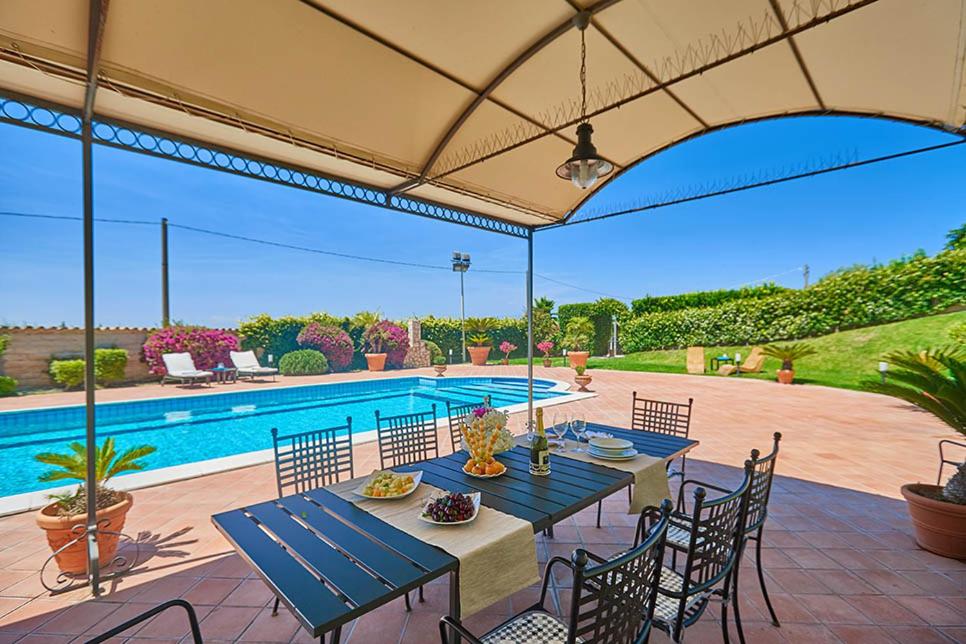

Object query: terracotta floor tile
[34,600,121,635]
[827,623,897,643]
[888,625,956,644]
[843,595,925,625]
[853,570,928,596]
[237,607,301,642]
[892,596,966,626]
[795,594,872,625]
[197,605,260,641]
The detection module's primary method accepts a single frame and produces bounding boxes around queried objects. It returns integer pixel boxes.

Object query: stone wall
[0,327,154,388]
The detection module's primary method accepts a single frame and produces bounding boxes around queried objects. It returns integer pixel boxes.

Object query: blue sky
[0,115,962,328]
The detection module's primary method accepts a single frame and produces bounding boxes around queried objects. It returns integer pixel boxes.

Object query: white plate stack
[588,437,638,461]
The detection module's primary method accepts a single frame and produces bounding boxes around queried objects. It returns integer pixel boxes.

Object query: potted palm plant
[563,316,594,368]
[761,342,817,384]
[34,438,156,574]
[574,365,592,391]
[867,349,965,559]
[433,355,447,377]
[465,317,497,366]
[361,320,391,371]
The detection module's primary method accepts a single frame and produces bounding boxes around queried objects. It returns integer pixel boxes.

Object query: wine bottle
[530,408,550,476]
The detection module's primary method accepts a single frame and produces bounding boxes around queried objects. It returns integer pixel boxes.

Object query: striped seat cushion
[481,610,581,644]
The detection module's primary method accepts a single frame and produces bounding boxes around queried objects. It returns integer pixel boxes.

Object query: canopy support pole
[526,229,534,431]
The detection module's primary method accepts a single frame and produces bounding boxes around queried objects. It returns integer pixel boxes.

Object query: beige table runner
[329,477,538,617]
[515,436,671,514]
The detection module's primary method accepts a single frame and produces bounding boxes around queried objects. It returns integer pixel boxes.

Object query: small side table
[210,366,237,384]
[710,356,734,371]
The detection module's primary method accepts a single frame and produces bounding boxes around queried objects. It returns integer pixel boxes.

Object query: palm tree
[35,438,156,492]
[533,297,555,314]
[867,348,965,503]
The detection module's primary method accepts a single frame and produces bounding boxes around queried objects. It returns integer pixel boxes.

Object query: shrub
[424,340,443,363]
[238,312,346,359]
[0,376,17,396]
[297,323,354,372]
[499,341,518,359]
[143,326,240,375]
[362,321,409,368]
[278,349,329,375]
[50,359,85,389]
[94,348,128,385]
[558,298,630,355]
[620,249,966,352]
[0,335,8,355]
[631,284,787,315]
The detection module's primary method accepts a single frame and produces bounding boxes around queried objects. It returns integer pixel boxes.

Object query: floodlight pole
[161,217,170,327]
[526,229,534,430]
[452,252,471,362]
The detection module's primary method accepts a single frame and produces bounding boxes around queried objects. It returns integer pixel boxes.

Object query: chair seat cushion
[665,514,706,548]
[481,609,580,644]
[655,566,705,622]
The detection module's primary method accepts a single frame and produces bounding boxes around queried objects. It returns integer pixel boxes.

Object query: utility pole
[161,217,170,327]
[451,252,471,362]
[802,263,810,289]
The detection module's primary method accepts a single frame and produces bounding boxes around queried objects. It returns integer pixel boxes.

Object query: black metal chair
[269,421,355,621]
[596,393,694,528]
[271,420,354,497]
[439,500,673,644]
[86,599,203,643]
[375,405,439,469]
[375,405,438,609]
[445,397,489,454]
[642,459,753,643]
[938,439,966,484]
[667,433,783,643]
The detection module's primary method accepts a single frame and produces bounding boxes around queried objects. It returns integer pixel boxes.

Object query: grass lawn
[503,311,965,391]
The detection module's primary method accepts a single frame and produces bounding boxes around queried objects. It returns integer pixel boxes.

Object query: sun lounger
[230,350,279,381]
[161,352,213,386]
[686,346,705,374]
[718,347,765,376]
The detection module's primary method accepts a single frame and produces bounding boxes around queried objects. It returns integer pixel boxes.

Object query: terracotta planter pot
[467,346,491,366]
[543,358,552,368]
[36,492,133,575]
[500,358,509,365]
[365,353,387,371]
[568,351,590,368]
[777,369,794,384]
[574,374,593,392]
[434,365,447,377]
[901,484,966,559]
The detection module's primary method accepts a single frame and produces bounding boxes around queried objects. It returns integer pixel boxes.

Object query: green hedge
[631,283,787,315]
[558,298,630,355]
[49,349,129,389]
[0,376,17,397]
[620,249,966,352]
[421,316,529,360]
[50,359,85,389]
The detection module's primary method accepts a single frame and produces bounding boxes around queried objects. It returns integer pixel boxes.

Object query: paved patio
[0,366,962,643]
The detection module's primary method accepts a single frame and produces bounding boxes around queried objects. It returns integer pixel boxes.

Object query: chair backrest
[665,461,754,635]
[567,501,672,644]
[271,420,354,496]
[445,397,489,453]
[741,347,765,371]
[375,405,438,469]
[162,352,196,373]
[230,350,259,370]
[745,432,782,534]
[686,347,704,374]
[631,392,693,439]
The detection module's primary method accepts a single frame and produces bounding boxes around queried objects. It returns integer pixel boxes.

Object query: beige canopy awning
[1,0,964,231]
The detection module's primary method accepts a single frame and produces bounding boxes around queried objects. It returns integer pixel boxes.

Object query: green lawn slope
[589,311,965,390]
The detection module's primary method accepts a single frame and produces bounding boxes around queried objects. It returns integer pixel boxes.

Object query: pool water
[0,377,565,499]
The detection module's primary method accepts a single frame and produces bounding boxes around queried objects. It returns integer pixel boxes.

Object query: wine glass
[570,417,588,452]
[551,411,569,449]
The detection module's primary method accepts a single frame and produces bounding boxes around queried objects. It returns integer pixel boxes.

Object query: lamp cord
[579,27,587,123]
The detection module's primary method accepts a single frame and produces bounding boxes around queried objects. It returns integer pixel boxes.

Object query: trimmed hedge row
[631,283,787,315]
[49,348,129,389]
[558,298,630,355]
[420,317,530,360]
[620,249,966,352]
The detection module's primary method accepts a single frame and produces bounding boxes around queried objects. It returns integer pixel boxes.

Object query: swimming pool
[0,376,569,504]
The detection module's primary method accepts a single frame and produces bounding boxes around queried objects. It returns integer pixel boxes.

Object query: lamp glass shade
[555,123,613,189]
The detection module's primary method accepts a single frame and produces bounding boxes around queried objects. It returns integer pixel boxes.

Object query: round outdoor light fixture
[556,12,612,190]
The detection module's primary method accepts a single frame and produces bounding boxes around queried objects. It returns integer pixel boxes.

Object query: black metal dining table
[211,423,698,642]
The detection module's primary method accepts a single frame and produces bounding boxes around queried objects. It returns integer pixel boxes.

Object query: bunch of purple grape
[424,492,475,523]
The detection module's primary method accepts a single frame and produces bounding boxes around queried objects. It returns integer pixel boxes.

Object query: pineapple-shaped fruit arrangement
[463,414,507,477]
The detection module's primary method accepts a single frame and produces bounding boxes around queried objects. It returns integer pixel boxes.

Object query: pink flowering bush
[362,320,410,368]
[499,341,517,360]
[297,323,354,372]
[143,326,240,375]
[537,340,554,357]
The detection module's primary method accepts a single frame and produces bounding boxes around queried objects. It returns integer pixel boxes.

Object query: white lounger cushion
[230,351,279,374]
[162,352,212,377]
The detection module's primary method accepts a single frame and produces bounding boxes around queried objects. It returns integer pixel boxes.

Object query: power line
[534,273,634,301]
[731,265,805,289]
[0,210,155,225]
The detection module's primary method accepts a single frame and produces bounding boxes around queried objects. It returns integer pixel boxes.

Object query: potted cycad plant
[34,438,156,574]
[361,320,391,371]
[762,342,817,384]
[867,349,965,559]
[465,317,497,366]
[574,365,592,391]
[563,316,594,368]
